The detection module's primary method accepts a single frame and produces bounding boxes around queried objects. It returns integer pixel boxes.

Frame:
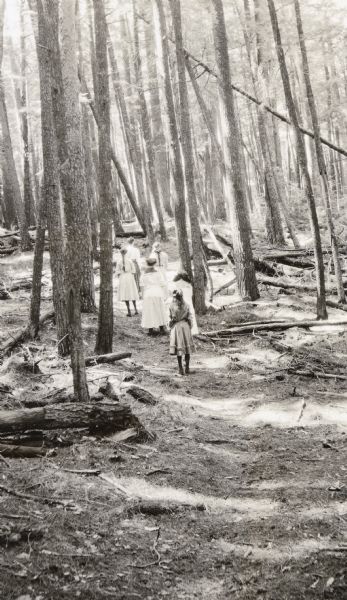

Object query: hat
[146,257,156,266]
[172,288,183,300]
[153,241,161,251]
[120,246,127,254]
[128,237,134,244]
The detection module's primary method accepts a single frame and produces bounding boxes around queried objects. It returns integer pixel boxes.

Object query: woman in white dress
[172,271,199,335]
[141,257,168,335]
[115,247,139,317]
[150,242,169,298]
[126,237,141,292]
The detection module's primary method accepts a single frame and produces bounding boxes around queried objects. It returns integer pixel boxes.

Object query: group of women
[115,238,198,375]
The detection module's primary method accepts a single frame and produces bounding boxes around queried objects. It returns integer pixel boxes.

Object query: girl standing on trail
[172,271,199,335]
[169,289,194,375]
[115,247,139,317]
[141,257,168,335]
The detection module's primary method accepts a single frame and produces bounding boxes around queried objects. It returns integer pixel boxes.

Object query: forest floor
[0,238,347,600]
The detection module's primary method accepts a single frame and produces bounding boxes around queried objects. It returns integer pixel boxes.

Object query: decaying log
[0,310,55,356]
[85,351,131,366]
[125,385,158,405]
[0,443,47,458]
[258,275,320,292]
[0,401,143,435]
[203,318,347,337]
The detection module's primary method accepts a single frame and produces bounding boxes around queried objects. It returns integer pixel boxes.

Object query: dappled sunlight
[102,474,279,519]
[216,537,338,563]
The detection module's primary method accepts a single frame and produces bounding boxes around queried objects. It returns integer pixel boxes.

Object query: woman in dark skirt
[169,289,194,375]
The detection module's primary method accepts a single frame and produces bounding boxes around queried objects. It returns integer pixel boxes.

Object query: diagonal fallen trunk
[85,351,131,366]
[0,443,48,458]
[0,401,144,435]
[203,318,347,337]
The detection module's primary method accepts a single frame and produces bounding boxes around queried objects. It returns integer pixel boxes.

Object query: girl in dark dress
[169,289,194,375]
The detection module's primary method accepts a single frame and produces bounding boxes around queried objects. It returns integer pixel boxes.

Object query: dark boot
[185,354,190,375]
[177,356,184,376]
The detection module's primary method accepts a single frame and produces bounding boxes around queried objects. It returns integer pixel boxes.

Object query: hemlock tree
[211,0,259,300]
[93,0,114,355]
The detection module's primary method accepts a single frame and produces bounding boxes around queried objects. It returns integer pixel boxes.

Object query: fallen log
[0,401,143,435]
[0,443,47,458]
[203,318,347,338]
[0,310,55,356]
[85,351,131,366]
[258,275,319,292]
[214,277,237,295]
[288,369,347,381]
[125,385,158,405]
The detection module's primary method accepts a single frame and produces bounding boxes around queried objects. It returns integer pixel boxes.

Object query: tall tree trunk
[211,0,259,300]
[60,0,90,401]
[294,0,345,303]
[93,0,114,355]
[153,0,192,276]
[0,0,31,250]
[28,195,45,338]
[267,0,327,319]
[20,4,36,227]
[36,0,70,355]
[169,0,206,313]
[48,0,95,314]
[107,29,153,242]
[143,3,172,218]
[132,0,166,240]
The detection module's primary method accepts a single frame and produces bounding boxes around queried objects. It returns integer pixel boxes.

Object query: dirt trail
[0,248,347,599]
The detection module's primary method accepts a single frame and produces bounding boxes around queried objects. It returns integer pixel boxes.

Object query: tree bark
[36,0,70,355]
[48,0,96,315]
[60,0,90,401]
[211,0,259,300]
[93,0,114,355]
[267,0,327,319]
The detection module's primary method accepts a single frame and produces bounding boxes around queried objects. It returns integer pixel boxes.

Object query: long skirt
[142,296,167,329]
[118,272,139,302]
[170,320,194,356]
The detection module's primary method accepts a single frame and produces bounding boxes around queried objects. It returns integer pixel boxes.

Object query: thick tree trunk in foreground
[153,0,192,277]
[170,0,206,313]
[60,0,90,401]
[36,0,70,355]
[294,0,345,304]
[211,0,259,300]
[93,0,113,354]
[0,403,141,435]
[267,0,327,319]
[48,0,95,314]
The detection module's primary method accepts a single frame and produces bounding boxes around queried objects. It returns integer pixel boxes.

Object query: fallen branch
[0,443,48,458]
[203,318,347,337]
[85,351,132,366]
[214,277,237,295]
[288,369,347,381]
[0,484,80,510]
[0,310,55,356]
